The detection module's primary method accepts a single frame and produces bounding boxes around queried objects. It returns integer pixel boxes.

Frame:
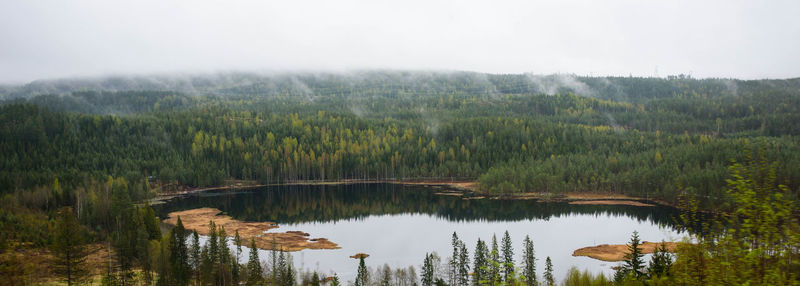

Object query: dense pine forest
[1,71,799,284]
[2,72,799,207]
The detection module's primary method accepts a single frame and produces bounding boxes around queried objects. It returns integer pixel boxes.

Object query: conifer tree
[246,239,263,286]
[522,235,536,286]
[489,234,500,283]
[622,231,644,278]
[421,253,435,286]
[472,239,488,286]
[190,230,201,284]
[52,207,89,286]
[449,232,459,286]
[457,241,470,286]
[355,256,369,286]
[169,216,191,285]
[648,241,672,279]
[543,257,554,286]
[501,231,514,284]
[233,230,243,285]
[330,273,341,286]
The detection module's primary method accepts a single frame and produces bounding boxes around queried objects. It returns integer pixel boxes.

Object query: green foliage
[671,153,800,285]
[421,253,434,286]
[500,231,514,284]
[472,239,488,286]
[356,256,369,286]
[615,231,645,280]
[246,239,263,286]
[543,257,554,286]
[51,207,90,286]
[647,242,673,279]
[562,267,612,286]
[521,235,536,286]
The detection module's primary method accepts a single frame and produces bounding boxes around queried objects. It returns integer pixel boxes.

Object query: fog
[1,0,799,83]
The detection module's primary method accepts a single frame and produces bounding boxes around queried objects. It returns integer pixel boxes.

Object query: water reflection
[156,183,681,229]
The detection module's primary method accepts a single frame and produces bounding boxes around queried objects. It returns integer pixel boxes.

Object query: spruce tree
[190,230,201,284]
[457,241,469,286]
[623,231,644,278]
[51,207,90,286]
[543,257,554,286]
[522,235,536,286]
[647,241,672,278]
[246,239,263,286]
[472,239,488,286]
[233,230,243,285]
[450,232,459,286]
[501,231,514,284]
[489,235,500,284]
[421,253,435,286]
[355,256,369,286]
[169,216,191,285]
[330,273,341,286]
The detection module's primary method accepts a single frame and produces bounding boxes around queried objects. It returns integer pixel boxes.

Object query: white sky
[1,0,799,83]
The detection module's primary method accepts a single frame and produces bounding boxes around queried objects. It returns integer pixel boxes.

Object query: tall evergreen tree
[521,235,536,286]
[421,253,435,286]
[330,273,341,286]
[489,234,500,284]
[355,256,369,286]
[472,239,488,286]
[246,239,263,286]
[449,232,459,286]
[51,207,90,286]
[190,230,201,284]
[457,241,470,286]
[233,230,243,285]
[501,231,514,284]
[622,230,644,278]
[647,241,673,279]
[543,257,554,286]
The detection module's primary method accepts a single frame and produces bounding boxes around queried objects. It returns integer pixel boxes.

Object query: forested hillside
[2,72,799,209]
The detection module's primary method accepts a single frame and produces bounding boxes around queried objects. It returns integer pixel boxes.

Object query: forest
[1,72,799,284]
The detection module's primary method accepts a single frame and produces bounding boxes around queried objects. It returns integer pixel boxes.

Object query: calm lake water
[155,183,685,282]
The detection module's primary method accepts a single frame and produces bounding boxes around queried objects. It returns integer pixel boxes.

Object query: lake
[155,183,685,283]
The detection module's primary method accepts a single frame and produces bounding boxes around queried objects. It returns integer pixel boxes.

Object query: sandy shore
[573,241,680,262]
[164,208,339,252]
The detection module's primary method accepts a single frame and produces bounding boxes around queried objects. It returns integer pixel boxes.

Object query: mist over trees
[1,71,799,284]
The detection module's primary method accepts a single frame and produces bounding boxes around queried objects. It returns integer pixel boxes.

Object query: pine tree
[489,234,500,284]
[233,230,243,285]
[190,230,201,284]
[543,257,554,286]
[312,271,321,286]
[472,239,488,286]
[421,253,435,286]
[450,232,459,286]
[501,231,514,284]
[246,239,263,286]
[51,207,90,286]
[330,273,341,286]
[217,226,232,285]
[623,231,644,278]
[648,241,673,279]
[522,235,536,286]
[169,216,191,285]
[355,256,369,286]
[457,241,470,286]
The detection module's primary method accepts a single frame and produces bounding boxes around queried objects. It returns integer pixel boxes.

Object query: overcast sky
[1,0,799,83]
